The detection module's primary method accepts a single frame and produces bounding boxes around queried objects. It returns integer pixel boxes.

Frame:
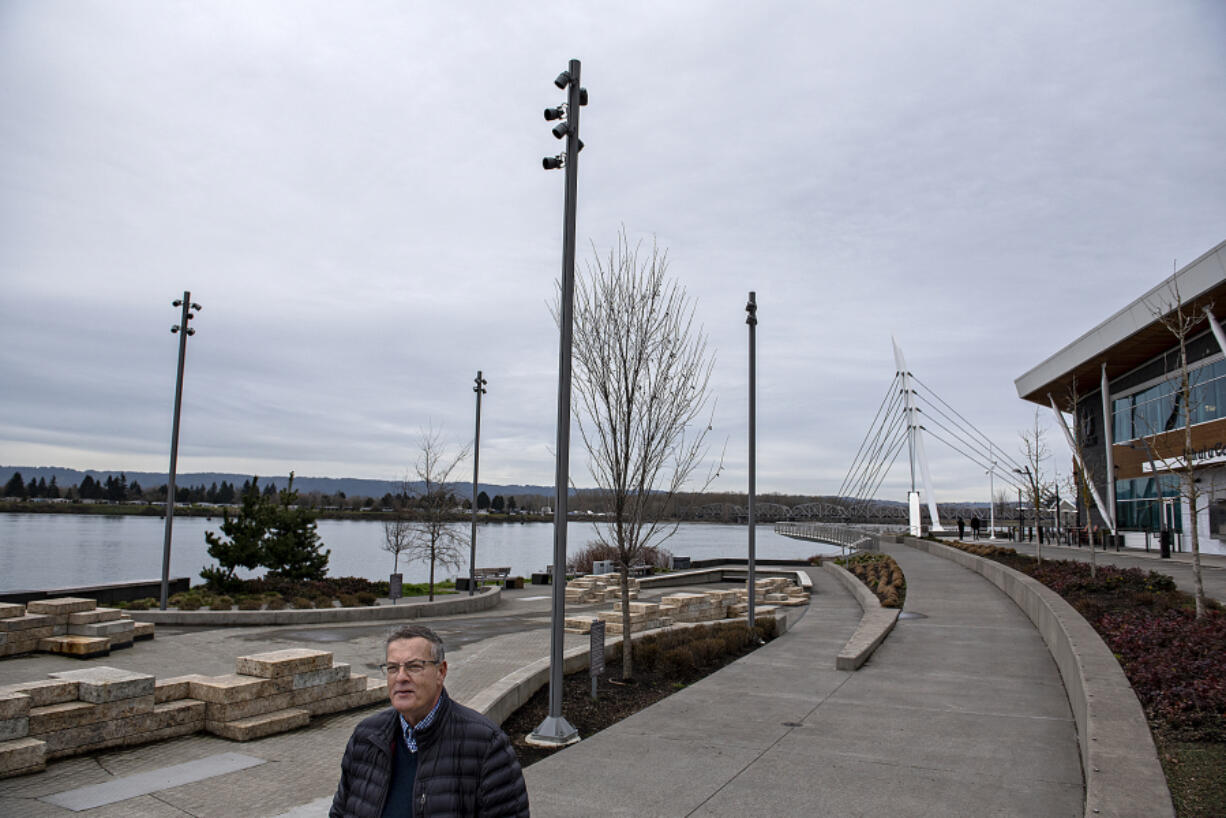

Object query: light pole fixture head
[554,70,571,89]
[551,121,570,140]
[544,106,565,121]
[542,155,564,170]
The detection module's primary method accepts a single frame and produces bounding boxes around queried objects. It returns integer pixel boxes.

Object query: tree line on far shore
[0,470,544,514]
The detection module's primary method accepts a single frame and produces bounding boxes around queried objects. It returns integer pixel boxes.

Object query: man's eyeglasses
[379,659,441,676]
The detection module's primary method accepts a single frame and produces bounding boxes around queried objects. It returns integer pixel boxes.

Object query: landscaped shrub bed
[153,576,454,609]
[503,618,780,767]
[945,540,1226,816]
[566,542,673,574]
[836,552,905,608]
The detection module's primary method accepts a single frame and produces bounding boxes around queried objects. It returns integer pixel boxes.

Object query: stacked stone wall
[564,575,809,635]
[0,648,385,779]
[0,597,154,659]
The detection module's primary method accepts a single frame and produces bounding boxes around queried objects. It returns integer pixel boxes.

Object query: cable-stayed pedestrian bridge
[690,500,995,525]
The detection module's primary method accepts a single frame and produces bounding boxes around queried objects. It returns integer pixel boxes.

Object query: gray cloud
[2,0,1224,501]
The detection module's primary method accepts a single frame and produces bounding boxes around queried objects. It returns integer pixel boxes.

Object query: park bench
[472,567,512,584]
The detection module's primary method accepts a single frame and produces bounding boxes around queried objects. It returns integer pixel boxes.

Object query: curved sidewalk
[1,555,1085,817]
[524,545,1083,817]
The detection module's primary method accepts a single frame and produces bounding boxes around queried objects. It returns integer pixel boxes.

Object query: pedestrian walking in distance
[957,517,966,540]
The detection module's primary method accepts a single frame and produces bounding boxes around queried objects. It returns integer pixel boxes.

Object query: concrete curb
[902,537,1174,818]
[636,565,813,591]
[126,587,501,626]
[469,607,803,728]
[821,561,899,670]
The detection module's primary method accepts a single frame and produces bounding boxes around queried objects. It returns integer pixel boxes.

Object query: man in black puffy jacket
[331,624,529,817]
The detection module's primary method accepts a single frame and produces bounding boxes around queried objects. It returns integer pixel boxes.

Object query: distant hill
[0,466,558,500]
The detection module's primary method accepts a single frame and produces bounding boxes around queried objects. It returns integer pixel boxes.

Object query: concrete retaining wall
[822,562,899,670]
[902,537,1173,818]
[0,579,192,606]
[638,566,812,591]
[128,586,500,626]
[471,607,803,728]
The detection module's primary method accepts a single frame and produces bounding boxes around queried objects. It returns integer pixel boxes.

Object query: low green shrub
[338,594,359,608]
[356,591,377,606]
[291,596,313,609]
[237,597,263,610]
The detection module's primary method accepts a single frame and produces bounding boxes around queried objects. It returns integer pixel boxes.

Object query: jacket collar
[409,688,451,751]
[379,688,452,755]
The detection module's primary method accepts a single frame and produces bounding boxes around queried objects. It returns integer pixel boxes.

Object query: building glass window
[1210,497,1226,538]
[1113,475,1181,532]
[1112,357,1226,442]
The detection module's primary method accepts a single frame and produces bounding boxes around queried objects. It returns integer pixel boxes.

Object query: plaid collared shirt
[398,694,443,753]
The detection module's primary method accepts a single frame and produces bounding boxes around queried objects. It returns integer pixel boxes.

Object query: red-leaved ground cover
[1100,607,1226,741]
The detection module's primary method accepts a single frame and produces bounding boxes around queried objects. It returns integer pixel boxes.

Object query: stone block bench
[0,648,385,779]
[0,598,154,659]
[564,576,809,635]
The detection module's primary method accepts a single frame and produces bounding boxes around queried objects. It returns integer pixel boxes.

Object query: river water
[0,514,840,592]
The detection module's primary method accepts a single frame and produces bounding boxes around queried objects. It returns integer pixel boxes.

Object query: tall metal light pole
[469,371,487,597]
[530,59,586,747]
[745,292,758,631]
[986,445,997,540]
[161,293,201,610]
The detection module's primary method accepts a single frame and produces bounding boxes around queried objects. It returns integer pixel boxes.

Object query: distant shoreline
[0,501,560,524]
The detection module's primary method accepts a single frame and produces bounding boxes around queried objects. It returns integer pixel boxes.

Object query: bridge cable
[911,374,1031,476]
[843,398,907,504]
[849,422,909,508]
[837,374,902,497]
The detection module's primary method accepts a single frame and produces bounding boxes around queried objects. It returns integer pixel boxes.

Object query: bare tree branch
[401,425,471,601]
[568,228,722,678]
[1140,276,1211,617]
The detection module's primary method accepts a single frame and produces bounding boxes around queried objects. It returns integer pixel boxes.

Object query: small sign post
[589,620,605,700]
[389,573,403,605]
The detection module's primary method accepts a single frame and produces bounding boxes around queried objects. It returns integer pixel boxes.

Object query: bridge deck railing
[774,522,877,553]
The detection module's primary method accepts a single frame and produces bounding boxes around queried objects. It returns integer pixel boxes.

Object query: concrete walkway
[525,545,1083,817]
[1,550,1088,817]
[1005,538,1226,603]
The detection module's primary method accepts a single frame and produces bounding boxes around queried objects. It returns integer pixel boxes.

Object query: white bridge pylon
[894,339,942,534]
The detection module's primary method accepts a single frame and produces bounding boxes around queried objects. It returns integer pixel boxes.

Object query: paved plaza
[3,541,1216,816]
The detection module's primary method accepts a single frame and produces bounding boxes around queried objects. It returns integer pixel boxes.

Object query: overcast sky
[2,0,1224,503]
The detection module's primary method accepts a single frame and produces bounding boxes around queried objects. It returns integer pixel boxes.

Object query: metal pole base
[526,715,580,748]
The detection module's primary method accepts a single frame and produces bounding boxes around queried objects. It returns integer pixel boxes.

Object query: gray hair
[385,624,445,662]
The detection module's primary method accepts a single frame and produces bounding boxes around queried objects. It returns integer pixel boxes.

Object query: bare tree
[569,229,721,679]
[381,477,414,574]
[1018,408,1053,561]
[1141,277,1211,618]
[404,427,471,601]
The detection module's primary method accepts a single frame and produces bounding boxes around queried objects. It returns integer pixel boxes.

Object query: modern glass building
[1014,239,1226,555]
